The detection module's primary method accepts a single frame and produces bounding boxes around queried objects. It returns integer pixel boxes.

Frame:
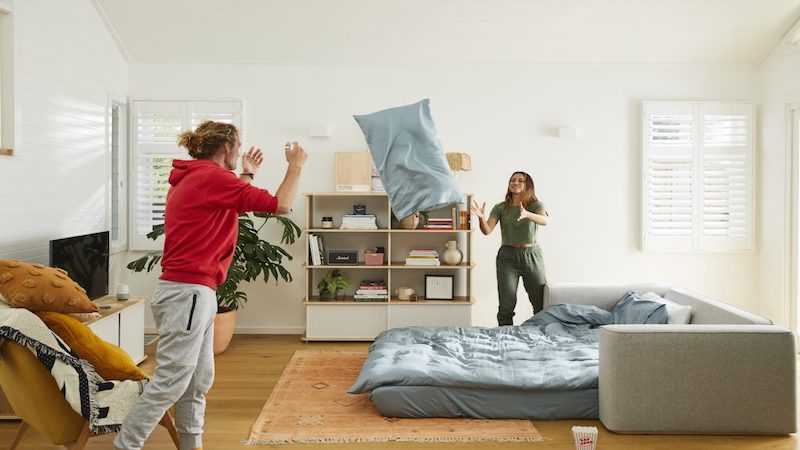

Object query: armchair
[0,340,179,449]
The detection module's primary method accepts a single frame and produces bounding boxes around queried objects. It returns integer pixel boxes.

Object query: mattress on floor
[370,385,598,420]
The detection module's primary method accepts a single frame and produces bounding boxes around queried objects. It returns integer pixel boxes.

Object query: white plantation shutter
[644,106,695,251]
[642,102,753,252]
[130,101,242,250]
[698,104,752,250]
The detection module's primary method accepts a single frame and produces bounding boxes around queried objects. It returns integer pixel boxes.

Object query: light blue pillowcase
[612,291,669,324]
[353,99,463,220]
[520,303,613,328]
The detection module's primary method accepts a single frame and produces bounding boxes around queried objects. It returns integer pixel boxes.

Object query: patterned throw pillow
[36,311,148,381]
[0,259,99,313]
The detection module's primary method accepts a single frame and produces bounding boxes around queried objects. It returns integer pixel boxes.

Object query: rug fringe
[242,436,544,445]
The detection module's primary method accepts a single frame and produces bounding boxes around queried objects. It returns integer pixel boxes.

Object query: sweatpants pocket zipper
[187,294,197,331]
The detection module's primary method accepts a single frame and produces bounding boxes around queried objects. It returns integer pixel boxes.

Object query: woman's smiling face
[508,173,526,194]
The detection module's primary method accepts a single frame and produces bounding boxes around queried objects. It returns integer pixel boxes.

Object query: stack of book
[426,205,470,230]
[423,218,453,230]
[307,234,326,265]
[458,210,470,230]
[354,279,388,302]
[405,248,440,266]
[340,214,378,230]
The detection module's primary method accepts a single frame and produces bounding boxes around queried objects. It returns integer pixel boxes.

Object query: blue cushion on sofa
[353,99,463,220]
[612,291,669,324]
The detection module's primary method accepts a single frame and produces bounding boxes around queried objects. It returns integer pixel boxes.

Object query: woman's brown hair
[504,171,539,210]
[177,120,238,159]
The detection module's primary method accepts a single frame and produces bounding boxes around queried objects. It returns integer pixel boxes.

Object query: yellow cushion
[0,259,99,313]
[35,311,148,381]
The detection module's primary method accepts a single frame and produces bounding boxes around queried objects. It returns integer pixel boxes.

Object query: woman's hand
[241,147,263,175]
[470,199,486,220]
[518,204,529,221]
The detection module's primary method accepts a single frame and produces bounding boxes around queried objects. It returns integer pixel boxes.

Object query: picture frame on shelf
[425,274,454,300]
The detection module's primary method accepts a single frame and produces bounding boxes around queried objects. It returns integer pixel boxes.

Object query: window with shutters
[642,102,753,252]
[110,102,128,252]
[130,101,242,250]
[0,4,12,155]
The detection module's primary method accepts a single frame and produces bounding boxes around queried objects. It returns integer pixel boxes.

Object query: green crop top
[489,201,546,246]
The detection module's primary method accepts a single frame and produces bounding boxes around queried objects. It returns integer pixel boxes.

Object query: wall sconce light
[558,127,580,139]
[310,125,333,137]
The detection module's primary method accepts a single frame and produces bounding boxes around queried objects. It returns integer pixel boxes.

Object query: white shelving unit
[303,192,474,340]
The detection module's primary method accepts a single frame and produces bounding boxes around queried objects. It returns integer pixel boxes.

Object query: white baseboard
[234,326,306,334]
[144,326,305,335]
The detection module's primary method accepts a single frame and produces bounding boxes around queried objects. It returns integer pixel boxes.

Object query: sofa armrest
[599,325,796,435]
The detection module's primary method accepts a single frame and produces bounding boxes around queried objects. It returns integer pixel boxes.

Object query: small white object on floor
[572,425,598,450]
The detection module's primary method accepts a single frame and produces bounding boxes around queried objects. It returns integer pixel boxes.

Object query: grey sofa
[544,282,797,435]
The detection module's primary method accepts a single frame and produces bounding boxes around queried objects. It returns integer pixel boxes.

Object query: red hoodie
[160,159,279,289]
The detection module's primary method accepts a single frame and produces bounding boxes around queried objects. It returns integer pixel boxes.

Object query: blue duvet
[349,304,613,394]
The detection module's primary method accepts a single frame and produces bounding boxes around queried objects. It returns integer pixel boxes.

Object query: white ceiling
[93,0,800,65]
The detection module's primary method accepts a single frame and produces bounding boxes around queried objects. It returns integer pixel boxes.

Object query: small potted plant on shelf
[127,212,301,354]
[317,269,349,301]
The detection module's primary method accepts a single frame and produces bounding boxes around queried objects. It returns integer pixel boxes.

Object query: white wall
[126,63,760,331]
[757,36,800,326]
[0,0,128,288]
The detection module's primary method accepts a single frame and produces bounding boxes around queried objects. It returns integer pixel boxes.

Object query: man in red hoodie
[115,120,306,450]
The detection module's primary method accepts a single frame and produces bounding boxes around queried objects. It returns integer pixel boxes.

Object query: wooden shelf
[390,229,472,233]
[303,296,473,305]
[305,192,388,196]
[306,228,387,233]
[304,192,474,340]
[304,228,472,233]
[304,263,388,268]
[388,263,475,269]
[389,296,474,305]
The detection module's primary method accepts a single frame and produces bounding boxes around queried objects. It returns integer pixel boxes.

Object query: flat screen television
[49,231,109,300]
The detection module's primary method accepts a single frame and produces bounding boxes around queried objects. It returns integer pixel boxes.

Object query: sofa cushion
[639,292,692,324]
[35,311,147,381]
[612,292,669,324]
[0,260,99,314]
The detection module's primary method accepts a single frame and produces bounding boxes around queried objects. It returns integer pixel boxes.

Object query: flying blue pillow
[353,99,463,220]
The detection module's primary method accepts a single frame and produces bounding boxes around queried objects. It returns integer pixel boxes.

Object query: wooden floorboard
[0,334,796,449]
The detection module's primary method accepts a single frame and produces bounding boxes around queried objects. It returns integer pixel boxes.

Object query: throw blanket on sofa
[349,303,612,394]
[0,307,146,433]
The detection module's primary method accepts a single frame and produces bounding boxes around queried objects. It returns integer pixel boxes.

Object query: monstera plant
[127,212,301,353]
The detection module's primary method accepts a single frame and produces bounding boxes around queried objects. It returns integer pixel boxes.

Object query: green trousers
[495,245,546,326]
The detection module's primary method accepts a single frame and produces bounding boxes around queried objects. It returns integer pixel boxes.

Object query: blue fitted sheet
[370,385,598,420]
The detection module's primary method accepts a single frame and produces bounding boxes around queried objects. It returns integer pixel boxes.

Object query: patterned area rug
[246,350,543,445]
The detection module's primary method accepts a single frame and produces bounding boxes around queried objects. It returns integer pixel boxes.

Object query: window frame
[0,2,13,155]
[129,100,243,251]
[642,101,754,252]
[109,100,128,254]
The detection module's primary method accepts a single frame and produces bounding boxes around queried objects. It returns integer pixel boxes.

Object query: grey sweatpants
[495,245,546,326]
[114,280,217,450]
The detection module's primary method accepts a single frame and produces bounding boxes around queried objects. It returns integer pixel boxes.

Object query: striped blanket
[0,305,147,433]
